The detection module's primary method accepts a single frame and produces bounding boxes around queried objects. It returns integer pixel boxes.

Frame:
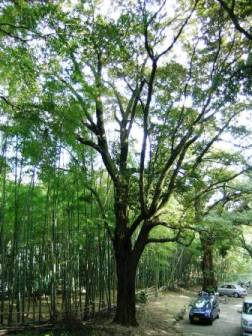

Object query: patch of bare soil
[84,289,195,336]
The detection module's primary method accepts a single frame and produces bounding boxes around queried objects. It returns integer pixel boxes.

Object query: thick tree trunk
[112,180,142,326]
[201,236,216,292]
[113,246,138,326]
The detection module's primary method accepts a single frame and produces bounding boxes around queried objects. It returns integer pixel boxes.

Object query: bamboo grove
[0,134,197,325]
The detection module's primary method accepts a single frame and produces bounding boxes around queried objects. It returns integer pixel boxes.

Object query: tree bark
[112,177,141,326]
[113,240,138,326]
[200,235,216,292]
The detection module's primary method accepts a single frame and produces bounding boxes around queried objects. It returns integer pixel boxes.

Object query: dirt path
[178,297,243,336]
[5,289,246,336]
[139,290,244,336]
[86,289,245,335]
[88,289,194,335]
[136,290,193,335]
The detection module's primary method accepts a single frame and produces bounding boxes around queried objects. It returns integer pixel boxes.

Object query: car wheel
[233,292,239,298]
[208,315,213,325]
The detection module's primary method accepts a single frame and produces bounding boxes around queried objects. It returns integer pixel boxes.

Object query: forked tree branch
[156,0,199,60]
[216,0,252,40]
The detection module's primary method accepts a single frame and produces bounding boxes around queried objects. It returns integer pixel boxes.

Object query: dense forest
[0,0,251,329]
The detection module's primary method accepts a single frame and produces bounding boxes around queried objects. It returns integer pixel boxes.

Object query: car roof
[196,295,214,301]
[193,298,211,305]
[244,296,252,303]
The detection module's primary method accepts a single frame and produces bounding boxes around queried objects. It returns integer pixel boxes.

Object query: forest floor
[84,288,195,336]
[6,288,244,335]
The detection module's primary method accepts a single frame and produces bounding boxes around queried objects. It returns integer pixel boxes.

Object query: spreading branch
[0,96,15,108]
[216,0,252,40]
[146,229,195,247]
[156,0,199,60]
[240,234,252,257]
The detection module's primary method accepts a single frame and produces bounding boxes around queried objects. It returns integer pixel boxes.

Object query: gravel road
[179,297,244,336]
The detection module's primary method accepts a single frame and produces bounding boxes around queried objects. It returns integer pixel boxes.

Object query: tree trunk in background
[0,139,7,324]
[200,234,216,292]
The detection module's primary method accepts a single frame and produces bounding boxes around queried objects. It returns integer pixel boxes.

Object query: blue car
[189,294,220,325]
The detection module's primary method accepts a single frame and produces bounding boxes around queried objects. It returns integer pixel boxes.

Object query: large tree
[0,0,251,326]
[172,145,251,291]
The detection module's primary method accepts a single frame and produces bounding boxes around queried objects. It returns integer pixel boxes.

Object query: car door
[231,285,237,295]
[226,285,234,296]
[220,285,228,295]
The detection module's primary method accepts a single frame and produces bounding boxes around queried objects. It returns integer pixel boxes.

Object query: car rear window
[193,299,210,308]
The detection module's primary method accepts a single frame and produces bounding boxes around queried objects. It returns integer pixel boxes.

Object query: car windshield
[193,299,210,309]
[243,303,252,315]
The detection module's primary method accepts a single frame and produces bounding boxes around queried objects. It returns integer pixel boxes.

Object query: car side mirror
[237,309,242,313]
